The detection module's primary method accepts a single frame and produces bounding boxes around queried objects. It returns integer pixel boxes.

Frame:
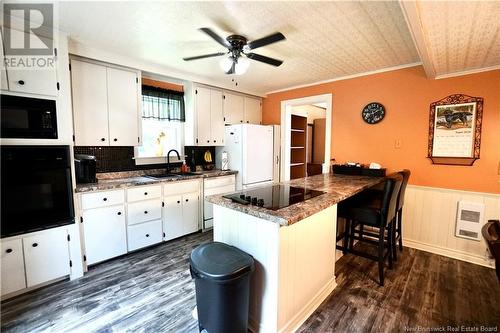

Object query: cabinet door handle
[18,80,25,85]
[240,120,243,123]
[144,210,148,214]
[32,243,38,247]
[214,140,216,143]
[117,212,122,215]
[101,138,106,142]
[185,199,189,202]
[207,140,210,143]
[113,138,118,142]
[144,192,148,195]
[145,234,150,237]
[177,200,180,204]
[5,248,12,254]
[103,197,108,201]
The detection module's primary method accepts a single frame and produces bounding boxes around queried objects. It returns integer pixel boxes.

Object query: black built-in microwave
[1,94,58,139]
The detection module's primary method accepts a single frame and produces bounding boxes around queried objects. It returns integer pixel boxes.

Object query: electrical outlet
[394,139,402,149]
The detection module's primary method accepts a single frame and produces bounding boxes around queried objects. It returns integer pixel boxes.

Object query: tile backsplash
[74,146,216,173]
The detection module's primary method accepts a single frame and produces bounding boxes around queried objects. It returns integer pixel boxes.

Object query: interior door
[163,195,184,240]
[195,86,211,146]
[223,92,244,124]
[107,67,139,146]
[82,205,127,265]
[4,28,58,96]
[183,192,199,234]
[1,239,26,295]
[71,59,109,146]
[23,228,70,287]
[210,89,224,146]
[244,97,262,124]
[243,125,274,185]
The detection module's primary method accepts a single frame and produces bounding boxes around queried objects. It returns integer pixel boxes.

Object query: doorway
[280,94,332,181]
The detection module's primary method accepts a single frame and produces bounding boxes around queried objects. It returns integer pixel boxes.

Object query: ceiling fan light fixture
[235,57,249,75]
[219,56,233,72]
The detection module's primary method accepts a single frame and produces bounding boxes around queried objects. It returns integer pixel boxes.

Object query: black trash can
[190,241,255,333]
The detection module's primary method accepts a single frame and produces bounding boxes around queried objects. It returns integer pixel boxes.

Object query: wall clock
[362,102,385,124]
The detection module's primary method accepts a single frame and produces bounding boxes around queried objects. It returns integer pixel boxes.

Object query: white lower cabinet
[163,195,184,240]
[82,205,127,265]
[162,192,199,240]
[23,229,70,287]
[1,239,26,296]
[1,226,73,297]
[127,220,163,251]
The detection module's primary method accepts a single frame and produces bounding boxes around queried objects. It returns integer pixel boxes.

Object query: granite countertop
[206,173,385,226]
[75,170,238,193]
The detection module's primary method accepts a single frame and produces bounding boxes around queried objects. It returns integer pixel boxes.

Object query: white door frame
[280,94,332,181]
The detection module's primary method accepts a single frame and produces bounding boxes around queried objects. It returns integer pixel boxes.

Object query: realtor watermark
[404,325,498,332]
[3,2,55,70]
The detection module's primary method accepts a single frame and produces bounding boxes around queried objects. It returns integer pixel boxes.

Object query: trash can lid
[190,242,254,281]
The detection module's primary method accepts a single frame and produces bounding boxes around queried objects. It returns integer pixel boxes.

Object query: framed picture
[427,94,483,166]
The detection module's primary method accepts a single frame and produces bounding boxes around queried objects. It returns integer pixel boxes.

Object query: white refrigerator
[216,124,280,190]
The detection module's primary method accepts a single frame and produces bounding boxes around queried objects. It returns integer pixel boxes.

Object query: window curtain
[142,85,185,122]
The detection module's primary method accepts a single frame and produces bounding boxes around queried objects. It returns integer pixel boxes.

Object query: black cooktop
[223,185,326,211]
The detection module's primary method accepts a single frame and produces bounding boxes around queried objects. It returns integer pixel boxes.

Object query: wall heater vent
[455,201,484,241]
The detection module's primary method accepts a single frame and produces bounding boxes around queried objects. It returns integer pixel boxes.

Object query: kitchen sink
[145,172,201,179]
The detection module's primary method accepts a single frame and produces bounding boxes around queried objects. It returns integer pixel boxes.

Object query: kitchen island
[206,173,384,333]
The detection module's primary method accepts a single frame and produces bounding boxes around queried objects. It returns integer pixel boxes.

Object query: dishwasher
[203,175,236,229]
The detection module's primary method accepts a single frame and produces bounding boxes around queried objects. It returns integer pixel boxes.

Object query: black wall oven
[1,146,75,238]
[1,94,58,139]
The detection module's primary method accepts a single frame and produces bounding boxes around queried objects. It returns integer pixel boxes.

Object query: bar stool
[393,170,411,261]
[338,174,403,286]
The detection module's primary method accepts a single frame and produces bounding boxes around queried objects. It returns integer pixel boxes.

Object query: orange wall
[262,66,500,194]
[142,78,183,92]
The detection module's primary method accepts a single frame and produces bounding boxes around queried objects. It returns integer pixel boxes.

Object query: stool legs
[398,208,403,251]
[392,219,398,262]
[378,227,385,286]
[343,219,350,254]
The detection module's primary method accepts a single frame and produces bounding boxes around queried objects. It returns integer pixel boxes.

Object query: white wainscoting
[402,185,500,268]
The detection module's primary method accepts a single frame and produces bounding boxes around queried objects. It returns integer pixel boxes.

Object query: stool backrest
[397,169,411,211]
[380,174,403,227]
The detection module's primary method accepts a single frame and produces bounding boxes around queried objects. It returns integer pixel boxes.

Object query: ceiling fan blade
[226,61,236,75]
[247,32,285,50]
[183,52,226,61]
[199,27,230,48]
[246,53,283,67]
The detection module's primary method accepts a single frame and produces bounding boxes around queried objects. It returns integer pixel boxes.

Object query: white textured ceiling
[411,1,500,77]
[57,1,419,95]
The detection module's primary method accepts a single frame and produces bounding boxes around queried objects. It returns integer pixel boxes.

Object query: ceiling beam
[399,0,436,79]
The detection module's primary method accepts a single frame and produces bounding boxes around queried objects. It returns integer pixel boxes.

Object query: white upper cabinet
[223,92,244,125]
[71,60,109,146]
[107,67,140,146]
[70,58,140,146]
[195,86,212,146]
[244,96,262,124]
[1,28,58,96]
[210,89,224,145]
[192,85,224,146]
[0,30,9,91]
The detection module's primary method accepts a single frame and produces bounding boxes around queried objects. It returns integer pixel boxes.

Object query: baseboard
[279,278,337,333]
[403,238,494,268]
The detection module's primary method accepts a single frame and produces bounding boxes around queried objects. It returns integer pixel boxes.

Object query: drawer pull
[6,248,12,254]
[32,243,38,247]
[177,200,180,204]
[185,199,189,202]
[18,80,25,85]
[144,211,148,214]
[117,212,122,215]
[144,192,148,195]
[113,138,118,142]
[101,138,106,142]
[103,197,108,201]
[146,234,150,237]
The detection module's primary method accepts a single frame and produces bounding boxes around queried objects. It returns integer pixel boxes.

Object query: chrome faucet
[166,149,181,173]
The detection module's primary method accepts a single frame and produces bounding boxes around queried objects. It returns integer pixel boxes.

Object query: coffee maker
[74,154,97,183]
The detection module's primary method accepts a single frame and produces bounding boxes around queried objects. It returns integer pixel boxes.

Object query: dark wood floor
[2,231,499,333]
